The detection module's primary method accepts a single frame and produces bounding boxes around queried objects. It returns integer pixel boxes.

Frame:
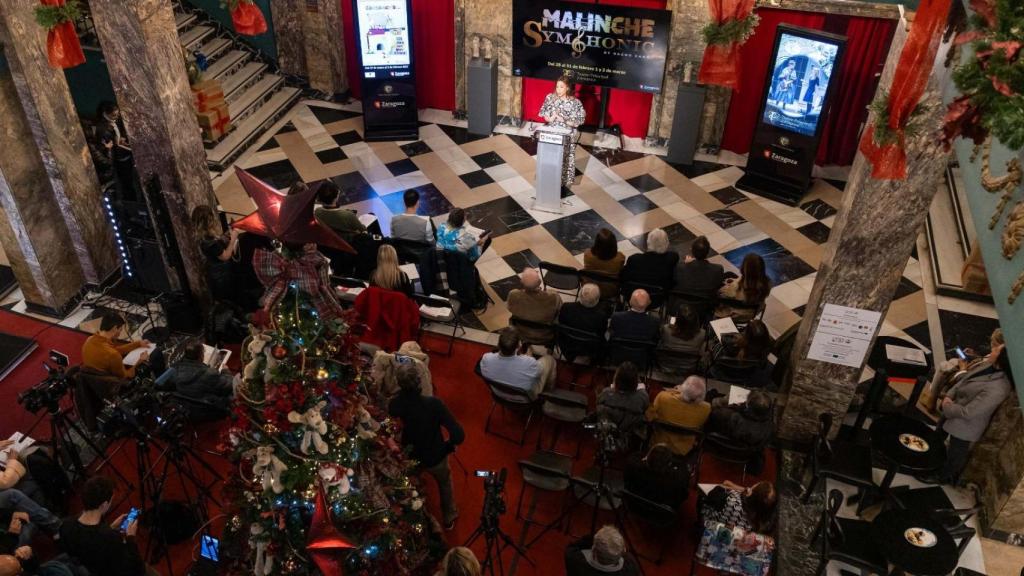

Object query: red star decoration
[306,486,358,574]
[231,168,355,253]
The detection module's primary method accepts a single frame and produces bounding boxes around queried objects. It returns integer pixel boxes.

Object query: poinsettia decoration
[943,0,1024,150]
[34,0,85,69]
[698,0,759,90]
[221,0,269,36]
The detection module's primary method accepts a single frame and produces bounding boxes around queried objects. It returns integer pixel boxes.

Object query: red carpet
[0,311,776,575]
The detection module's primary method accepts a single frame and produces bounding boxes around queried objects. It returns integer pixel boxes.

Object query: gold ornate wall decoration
[977,138,1024,304]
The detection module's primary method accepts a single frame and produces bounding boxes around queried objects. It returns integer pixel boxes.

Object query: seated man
[313,180,368,240]
[155,341,235,422]
[556,283,609,361]
[673,235,724,301]
[507,268,560,345]
[0,501,69,576]
[565,525,640,576]
[389,189,434,245]
[645,376,711,457]
[609,289,659,367]
[620,228,678,299]
[82,312,150,379]
[707,389,773,474]
[59,477,149,576]
[479,328,556,400]
[0,490,61,540]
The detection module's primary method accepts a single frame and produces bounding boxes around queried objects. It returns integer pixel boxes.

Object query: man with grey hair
[610,289,660,346]
[645,375,711,456]
[621,227,679,303]
[556,283,610,361]
[507,267,560,344]
[565,525,639,575]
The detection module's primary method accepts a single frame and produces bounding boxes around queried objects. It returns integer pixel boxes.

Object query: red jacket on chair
[354,286,420,351]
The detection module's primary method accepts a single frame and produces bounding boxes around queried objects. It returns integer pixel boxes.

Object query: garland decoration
[698,0,758,90]
[220,0,269,36]
[702,13,760,46]
[942,0,1024,150]
[867,91,934,146]
[33,0,85,69]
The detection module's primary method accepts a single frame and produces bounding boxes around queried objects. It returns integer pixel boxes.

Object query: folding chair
[476,360,542,445]
[539,261,581,300]
[413,293,462,356]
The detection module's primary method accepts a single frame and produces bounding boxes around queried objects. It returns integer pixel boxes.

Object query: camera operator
[155,341,235,422]
[82,313,152,379]
[59,477,153,576]
[388,364,464,531]
[564,525,639,576]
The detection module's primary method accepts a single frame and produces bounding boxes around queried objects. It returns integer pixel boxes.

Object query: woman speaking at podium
[539,75,585,187]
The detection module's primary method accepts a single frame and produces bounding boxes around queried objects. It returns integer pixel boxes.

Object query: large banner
[512,0,672,93]
[352,0,419,141]
[737,25,846,205]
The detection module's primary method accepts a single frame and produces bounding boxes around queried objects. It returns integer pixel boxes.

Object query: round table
[872,508,959,575]
[870,414,947,493]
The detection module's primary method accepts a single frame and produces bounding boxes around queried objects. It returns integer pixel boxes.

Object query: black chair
[535,389,589,459]
[716,296,765,330]
[516,450,574,534]
[509,315,556,348]
[330,275,368,307]
[620,280,667,314]
[702,432,763,483]
[618,488,680,565]
[811,489,888,576]
[577,269,620,312]
[413,293,462,356]
[707,355,767,386]
[653,346,705,379]
[476,360,541,445]
[539,261,580,300]
[606,336,658,375]
[554,323,605,390]
[644,420,704,484]
[390,238,439,295]
[890,486,980,560]
[441,249,490,310]
[800,413,875,505]
[668,290,717,326]
[389,237,434,265]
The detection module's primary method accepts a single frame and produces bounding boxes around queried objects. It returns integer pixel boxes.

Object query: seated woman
[702,480,777,535]
[369,342,434,400]
[623,443,689,510]
[657,304,706,378]
[715,253,771,322]
[597,362,650,438]
[369,244,414,297]
[436,208,489,262]
[191,205,240,303]
[582,228,625,300]
[709,319,773,388]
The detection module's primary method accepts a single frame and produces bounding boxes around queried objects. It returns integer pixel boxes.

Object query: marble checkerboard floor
[212,99,1003,360]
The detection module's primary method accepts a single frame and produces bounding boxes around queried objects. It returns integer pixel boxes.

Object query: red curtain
[815,16,895,165]
[340,0,456,110]
[720,8,826,154]
[520,0,666,137]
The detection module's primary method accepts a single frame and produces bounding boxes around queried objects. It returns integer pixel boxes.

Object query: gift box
[191,79,225,107]
[198,95,227,112]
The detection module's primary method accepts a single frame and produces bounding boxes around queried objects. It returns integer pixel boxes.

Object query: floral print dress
[538,93,586,186]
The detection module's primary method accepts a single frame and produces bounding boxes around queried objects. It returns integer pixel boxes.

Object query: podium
[534,124,573,214]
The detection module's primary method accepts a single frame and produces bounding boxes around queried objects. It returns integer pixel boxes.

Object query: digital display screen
[354,0,412,78]
[201,535,220,562]
[761,32,841,137]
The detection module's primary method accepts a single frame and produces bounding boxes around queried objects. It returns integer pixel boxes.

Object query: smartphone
[200,534,220,562]
[120,507,140,532]
[955,347,967,360]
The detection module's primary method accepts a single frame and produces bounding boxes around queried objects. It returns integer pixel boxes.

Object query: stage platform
[0,330,36,382]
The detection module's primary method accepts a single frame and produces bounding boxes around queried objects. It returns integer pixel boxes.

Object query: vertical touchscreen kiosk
[736,25,846,206]
[352,0,419,141]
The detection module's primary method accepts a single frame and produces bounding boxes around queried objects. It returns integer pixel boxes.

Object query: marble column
[961,394,1024,536]
[269,0,307,78]
[89,0,216,301]
[460,0,520,122]
[300,0,348,95]
[0,72,87,315]
[778,26,952,441]
[0,0,117,286]
[646,0,710,142]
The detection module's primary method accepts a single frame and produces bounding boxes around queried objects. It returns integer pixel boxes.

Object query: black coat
[621,251,679,294]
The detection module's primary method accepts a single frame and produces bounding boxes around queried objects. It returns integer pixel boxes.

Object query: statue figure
[470,35,481,60]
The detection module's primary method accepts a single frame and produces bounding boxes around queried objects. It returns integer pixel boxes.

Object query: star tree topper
[306,487,358,574]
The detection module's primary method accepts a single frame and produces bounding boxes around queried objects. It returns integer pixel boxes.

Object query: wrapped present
[198,95,227,112]
[191,78,225,107]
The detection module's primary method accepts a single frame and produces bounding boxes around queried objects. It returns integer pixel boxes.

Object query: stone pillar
[0,0,117,286]
[89,0,215,301]
[269,0,307,77]
[778,26,952,441]
[646,0,711,141]
[961,395,1024,537]
[460,0,520,122]
[0,71,88,315]
[301,0,348,95]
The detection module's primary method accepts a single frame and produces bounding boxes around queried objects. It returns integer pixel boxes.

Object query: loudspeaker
[665,83,707,165]
[467,58,498,136]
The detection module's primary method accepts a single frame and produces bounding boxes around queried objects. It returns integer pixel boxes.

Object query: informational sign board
[511,0,672,93]
[352,0,418,141]
[807,303,882,368]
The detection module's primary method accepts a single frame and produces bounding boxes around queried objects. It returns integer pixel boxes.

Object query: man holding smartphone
[59,477,152,576]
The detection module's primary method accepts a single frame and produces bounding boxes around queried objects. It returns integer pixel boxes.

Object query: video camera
[96,370,187,442]
[475,468,508,530]
[17,351,71,414]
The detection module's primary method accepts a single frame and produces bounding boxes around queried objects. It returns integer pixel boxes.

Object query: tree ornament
[250,446,288,494]
[34,0,85,69]
[287,401,329,455]
[271,345,288,360]
[306,487,357,574]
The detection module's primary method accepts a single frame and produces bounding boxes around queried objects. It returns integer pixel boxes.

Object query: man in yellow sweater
[81,312,150,379]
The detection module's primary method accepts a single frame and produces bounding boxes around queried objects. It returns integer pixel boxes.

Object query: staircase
[173,4,301,171]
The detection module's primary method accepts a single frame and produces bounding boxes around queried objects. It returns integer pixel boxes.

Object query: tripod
[464,473,533,576]
[26,400,134,489]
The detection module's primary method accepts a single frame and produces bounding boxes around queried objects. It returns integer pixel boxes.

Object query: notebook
[885,344,927,366]
[0,432,35,465]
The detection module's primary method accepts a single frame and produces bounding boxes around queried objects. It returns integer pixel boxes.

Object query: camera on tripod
[97,373,187,442]
[17,350,71,414]
[475,468,508,527]
[583,415,623,456]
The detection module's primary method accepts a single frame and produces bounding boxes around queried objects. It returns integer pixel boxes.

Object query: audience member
[370,342,434,400]
[657,304,706,377]
[565,525,640,576]
[645,376,710,457]
[716,253,771,321]
[0,505,70,576]
[674,235,724,300]
[0,491,60,539]
[436,208,489,262]
[155,341,234,422]
[82,313,149,379]
[435,547,480,576]
[479,328,556,400]
[620,228,678,299]
[623,444,689,510]
[703,480,777,534]
[191,204,240,303]
[314,180,367,240]
[391,189,434,245]
[597,362,650,437]
[370,244,415,297]
[388,364,464,530]
[609,289,660,364]
[924,345,1013,484]
[710,319,773,387]
[707,389,773,472]
[507,268,560,344]
[59,477,151,576]
[556,283,610,361]
[582,228,625,299]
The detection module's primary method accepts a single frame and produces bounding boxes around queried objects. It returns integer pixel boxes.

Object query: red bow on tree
[253,248,345,321]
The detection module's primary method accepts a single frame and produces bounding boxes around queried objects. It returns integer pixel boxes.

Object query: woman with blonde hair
[370,244,414,296]
[436,547,481,576]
